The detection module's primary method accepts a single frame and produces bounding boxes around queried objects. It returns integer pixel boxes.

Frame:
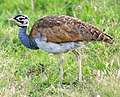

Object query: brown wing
[29,15,114,44]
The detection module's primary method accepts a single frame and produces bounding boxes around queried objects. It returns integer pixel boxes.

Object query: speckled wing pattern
[29,15,114,44]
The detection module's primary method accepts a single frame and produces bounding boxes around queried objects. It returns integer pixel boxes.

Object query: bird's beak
[6,18,17,22]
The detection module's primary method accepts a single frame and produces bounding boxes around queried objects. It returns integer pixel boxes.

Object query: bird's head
[7,14,29,28]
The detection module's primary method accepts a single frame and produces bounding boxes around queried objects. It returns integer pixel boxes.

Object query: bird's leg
[73,50,82,81]
[59,54,64,85]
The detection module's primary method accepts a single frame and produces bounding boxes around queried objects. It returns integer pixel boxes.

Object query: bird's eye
[19,18,23,20]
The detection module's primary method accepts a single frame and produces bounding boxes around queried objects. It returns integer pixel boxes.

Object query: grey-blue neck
[18,27,38,49]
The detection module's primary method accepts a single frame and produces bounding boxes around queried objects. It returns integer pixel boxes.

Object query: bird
[7,14,114,84]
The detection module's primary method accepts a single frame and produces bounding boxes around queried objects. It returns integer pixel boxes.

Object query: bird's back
[29,15,114,44]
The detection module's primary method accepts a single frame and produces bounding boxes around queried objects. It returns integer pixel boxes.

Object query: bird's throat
[18,27,39,49]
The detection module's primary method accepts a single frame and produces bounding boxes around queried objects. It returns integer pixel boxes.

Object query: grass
[0,0,120,97]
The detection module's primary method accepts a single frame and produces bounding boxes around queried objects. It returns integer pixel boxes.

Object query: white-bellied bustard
[7,14,114,85]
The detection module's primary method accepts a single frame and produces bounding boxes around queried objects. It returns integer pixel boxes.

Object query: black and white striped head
[7,14,29,28]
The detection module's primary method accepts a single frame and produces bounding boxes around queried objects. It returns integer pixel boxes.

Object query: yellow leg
[73,50,82,81]
[59,54,64,85]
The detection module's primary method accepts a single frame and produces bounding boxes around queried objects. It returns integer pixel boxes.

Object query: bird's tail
[90,27,114,44]
[95,32,114,44]
[102,33,114,44]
